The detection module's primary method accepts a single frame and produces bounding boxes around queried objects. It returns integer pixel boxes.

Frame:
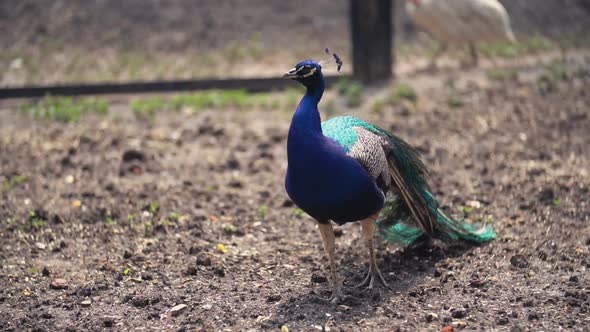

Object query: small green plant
[544,61,568,81]
[390,83,418,104]
[487,68,519,81]
[257,205,269,220]
[147,202,160,215]
[21,96,108,122]
[167,212,181,223]
[292,208,305,219]
[27,267,39,275]
[1,174,30,192]
[161,212,186,227]
[125,213,137,224]
[447,95,464,109]
[535,61,569,95]
[523,35,553,53]
[130,97,167,118]
[479,35,553,59]
[27,211,47,229]
[105,216,116,225]
[123,267,131,276]
[335,78,364,107]
[223,224,238,235]
[478,42,519,58]
[144,221,153,236]
[460,206,474,216]
[371,99,386,114]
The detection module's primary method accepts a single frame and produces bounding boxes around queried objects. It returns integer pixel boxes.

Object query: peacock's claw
[329,292,343,304]
[357,267,389,289]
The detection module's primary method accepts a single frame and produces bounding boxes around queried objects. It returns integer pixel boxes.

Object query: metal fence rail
[0,75,350,99]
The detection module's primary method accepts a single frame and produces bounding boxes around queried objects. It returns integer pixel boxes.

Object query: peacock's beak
[282,68,298,79]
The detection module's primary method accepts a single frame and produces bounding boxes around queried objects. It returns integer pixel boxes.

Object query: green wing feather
[321,116,496,248]
[321,116,381,152]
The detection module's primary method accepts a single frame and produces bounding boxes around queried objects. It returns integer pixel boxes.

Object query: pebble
[81,299,91,307]
[35,242,47,250]
[49,278,68,290]
[453,320,467,328]
[196,254,212,266]
[170,303,187,317]
[130,295,150,308]
[497,317,510,325]
[451,308,467,319]
[214,267,225,277]
[311,272,327,284]
[266,294,281,303]
[202,304,212,310]
[510,254,529,268]
[103,317,115,327]
[426,312,439,322]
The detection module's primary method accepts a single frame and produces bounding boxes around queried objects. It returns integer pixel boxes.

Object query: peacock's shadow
[265,240,482,329]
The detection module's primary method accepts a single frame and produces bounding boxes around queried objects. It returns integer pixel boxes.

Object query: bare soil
[1,53,589,331]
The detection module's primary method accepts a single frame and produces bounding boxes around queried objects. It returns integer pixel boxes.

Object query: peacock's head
[283,60,323,88]
[283,49,342,89]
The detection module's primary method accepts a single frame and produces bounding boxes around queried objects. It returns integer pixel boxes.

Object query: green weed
[390,83,418,104]
[130,97,168,118]
[479,35,553,59]
[487,68,519,81]
[105,216,116,225]
[447,95,464,109]
[257,205,269,220]
[536,61,568,95]
[371,99,386,114]
[130,89,297,117]
[334,78,363,107]
[292,208,305,219]
[27,211,47,229]
[22,96,109,122]
[1,174,30,192]
[147,202,160,215]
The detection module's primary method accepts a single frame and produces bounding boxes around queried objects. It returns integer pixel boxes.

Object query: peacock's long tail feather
[366,126,496,248]
[377,192,496,248]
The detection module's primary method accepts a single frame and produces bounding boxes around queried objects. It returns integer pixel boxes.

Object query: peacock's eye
[295,65,316,78]
[296,66,312,76]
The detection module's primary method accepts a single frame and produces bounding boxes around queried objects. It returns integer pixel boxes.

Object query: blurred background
[2,0,590,86]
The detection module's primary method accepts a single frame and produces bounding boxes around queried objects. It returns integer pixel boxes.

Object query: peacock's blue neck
[289,75,325,136]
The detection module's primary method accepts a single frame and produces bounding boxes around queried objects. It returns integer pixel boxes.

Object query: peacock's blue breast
[285,133,384,225]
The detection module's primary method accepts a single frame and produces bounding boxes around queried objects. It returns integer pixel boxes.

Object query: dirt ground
[1,51,589,331]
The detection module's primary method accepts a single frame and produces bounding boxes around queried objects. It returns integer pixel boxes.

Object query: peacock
[404,0,516,68]
[283,52,495,303]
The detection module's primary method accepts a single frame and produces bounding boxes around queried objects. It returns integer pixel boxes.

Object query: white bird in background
[405,0,516,68]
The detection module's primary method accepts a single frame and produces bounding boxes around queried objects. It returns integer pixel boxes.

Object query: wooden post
[350,0,393,84]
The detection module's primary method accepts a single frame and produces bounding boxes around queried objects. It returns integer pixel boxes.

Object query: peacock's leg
[318,222,342,303]
[358,213,388,289]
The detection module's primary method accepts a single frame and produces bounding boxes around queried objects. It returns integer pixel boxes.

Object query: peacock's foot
[329,289,344,304]
[357,267,389,289]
